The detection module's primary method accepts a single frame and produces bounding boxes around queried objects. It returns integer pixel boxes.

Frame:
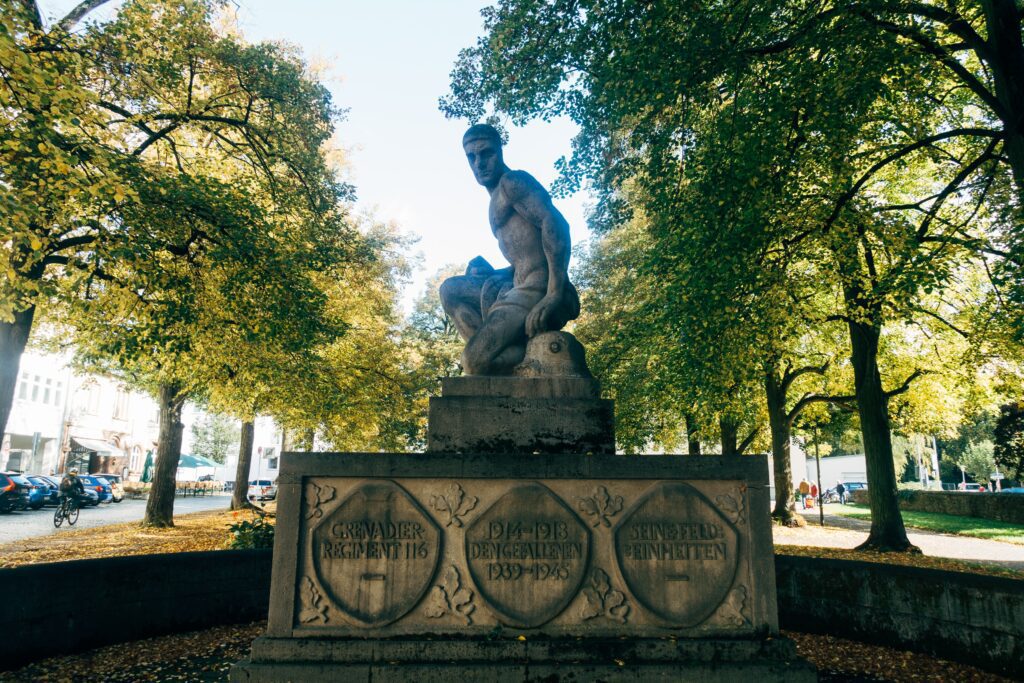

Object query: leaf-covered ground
[835,505,1024,545]
[0,509,241,568]
[776,544,1023,579]
[0,621,1012,682]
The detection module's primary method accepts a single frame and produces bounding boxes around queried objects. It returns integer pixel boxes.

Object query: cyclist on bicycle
[59,468,87,509]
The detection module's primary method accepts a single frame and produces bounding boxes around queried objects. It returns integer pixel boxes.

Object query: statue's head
[463,124,505,189]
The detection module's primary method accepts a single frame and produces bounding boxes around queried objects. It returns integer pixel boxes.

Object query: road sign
[990,472,1005,480]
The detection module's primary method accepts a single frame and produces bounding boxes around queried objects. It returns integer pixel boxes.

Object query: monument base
[230,452,817,682]
[232,635,816,682]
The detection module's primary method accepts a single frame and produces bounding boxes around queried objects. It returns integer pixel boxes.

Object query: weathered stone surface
[513,331,592,378]
[614,482,739,626]
[440,375,600,399]
[309,480,441,627]
[427,395,614,454]
[464,483,590,627]
[234,453,805,681]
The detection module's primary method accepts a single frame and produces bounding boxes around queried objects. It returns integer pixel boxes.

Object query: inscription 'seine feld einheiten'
[310,480,442,627]
[465,482,591,627]
[614,482,740,627]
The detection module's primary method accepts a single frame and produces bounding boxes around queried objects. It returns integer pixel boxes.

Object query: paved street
[0,495,231,544]
[773,504,1024,571]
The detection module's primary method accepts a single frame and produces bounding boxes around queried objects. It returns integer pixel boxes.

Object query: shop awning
[70,437,125,458]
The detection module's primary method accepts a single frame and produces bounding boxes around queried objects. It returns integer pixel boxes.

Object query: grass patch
[836,504,1024,545]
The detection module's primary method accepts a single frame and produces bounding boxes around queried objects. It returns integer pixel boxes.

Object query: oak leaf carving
[429,483,478,528]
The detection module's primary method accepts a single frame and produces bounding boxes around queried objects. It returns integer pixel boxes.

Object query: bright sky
[41,0,591,309]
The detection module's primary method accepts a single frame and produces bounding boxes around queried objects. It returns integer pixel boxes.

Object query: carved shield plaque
[613,482,739,626]
[465,483,590,627]
[310,480,441,627]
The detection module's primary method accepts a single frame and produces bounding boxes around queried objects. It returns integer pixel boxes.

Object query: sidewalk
[772,505,1024,571]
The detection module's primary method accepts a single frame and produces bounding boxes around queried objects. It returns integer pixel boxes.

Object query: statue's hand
[526,292,563,338]
[465,255,494,276]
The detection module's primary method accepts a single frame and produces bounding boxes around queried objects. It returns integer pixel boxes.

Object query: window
[17,373,27,400]
[31,375,39,401]
[54,381,62,407]
[267,457,279,470]
[113,389,129,419]
[43,378,51,405]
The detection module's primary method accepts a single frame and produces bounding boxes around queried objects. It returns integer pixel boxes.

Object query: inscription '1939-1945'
[465,483,591,627]
[621,521,727,562]
[468,520,583,581]
[321,520,430,560]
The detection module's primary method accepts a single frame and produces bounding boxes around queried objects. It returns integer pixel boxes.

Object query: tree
[48,0,370,527]
[995,402,1024,479]
[956,440,997,485]
[442,0,1021,551]
[190,412,240,464]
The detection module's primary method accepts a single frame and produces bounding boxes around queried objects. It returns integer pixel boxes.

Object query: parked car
[0,473,29,512]
[248,479,277,501]
[843,482,868,496]
[78,475,113,504]
[3,473,44,510]
[92,473,124,503]
[958,482,985,492]
[27,475,60,506]
[999,487,1024,494]
[44,475,99,506]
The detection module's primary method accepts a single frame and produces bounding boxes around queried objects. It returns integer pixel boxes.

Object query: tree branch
[57,0,116,31]
[787,392,857,424]
[16,0,43,30]
[782,361,830,393]
[884,369,925,398]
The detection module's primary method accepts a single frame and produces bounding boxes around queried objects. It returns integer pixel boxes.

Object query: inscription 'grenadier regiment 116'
[231,128,816,682]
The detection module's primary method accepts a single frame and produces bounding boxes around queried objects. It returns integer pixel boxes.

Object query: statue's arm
[502,171,571,296]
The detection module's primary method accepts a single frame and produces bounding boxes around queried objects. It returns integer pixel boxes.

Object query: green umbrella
[178,453,220,468]
[141,450,154,483]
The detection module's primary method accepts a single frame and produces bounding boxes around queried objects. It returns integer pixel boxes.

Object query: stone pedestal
[230,453,816,682]
[427,376,615,454]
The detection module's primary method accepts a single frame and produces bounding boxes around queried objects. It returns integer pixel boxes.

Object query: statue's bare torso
[440,126,580,376]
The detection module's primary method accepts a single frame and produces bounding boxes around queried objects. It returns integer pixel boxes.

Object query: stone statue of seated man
[440,124,580,376]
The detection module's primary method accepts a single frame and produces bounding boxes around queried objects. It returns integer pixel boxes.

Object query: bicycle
[53,496,79,528]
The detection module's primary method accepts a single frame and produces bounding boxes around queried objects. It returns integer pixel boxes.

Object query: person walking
[836,481,847,505]
[798,478,811,509]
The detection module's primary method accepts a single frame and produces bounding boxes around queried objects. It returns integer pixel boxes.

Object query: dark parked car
[27,475,60,507]
[1000,487,1024,494]
[43,475,99,506]
[77,475,112,505]
[0,473,30,512]
[844,482,868,494]
[3,473,43,510]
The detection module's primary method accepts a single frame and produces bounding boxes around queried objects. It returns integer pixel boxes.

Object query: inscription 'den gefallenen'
[614,482,739,627]
[310,480,441,627]
[465,483,591,628]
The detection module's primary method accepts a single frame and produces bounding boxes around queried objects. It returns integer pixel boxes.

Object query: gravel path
[773,505,1024,571]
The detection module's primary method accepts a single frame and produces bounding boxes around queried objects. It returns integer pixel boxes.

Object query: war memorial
[230,125,817,681]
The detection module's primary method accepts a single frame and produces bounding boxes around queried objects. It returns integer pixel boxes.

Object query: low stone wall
[775,554,1024,677]
[0,549,272,671]
[1,549,1021,677]
[850,489,1024,524]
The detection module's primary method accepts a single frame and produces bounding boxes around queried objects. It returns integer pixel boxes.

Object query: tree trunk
[0,305,36,438]
[982,0,1024,197]
[143,382,185,528]
[765,370,802,526]
[720,417,738,456]
[847,316,917,552]
[684,413,701,455]
[231,420,255,511]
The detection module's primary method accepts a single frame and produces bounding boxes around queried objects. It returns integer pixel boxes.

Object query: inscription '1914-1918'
[465,483,590,627]
[469,520,584,582]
